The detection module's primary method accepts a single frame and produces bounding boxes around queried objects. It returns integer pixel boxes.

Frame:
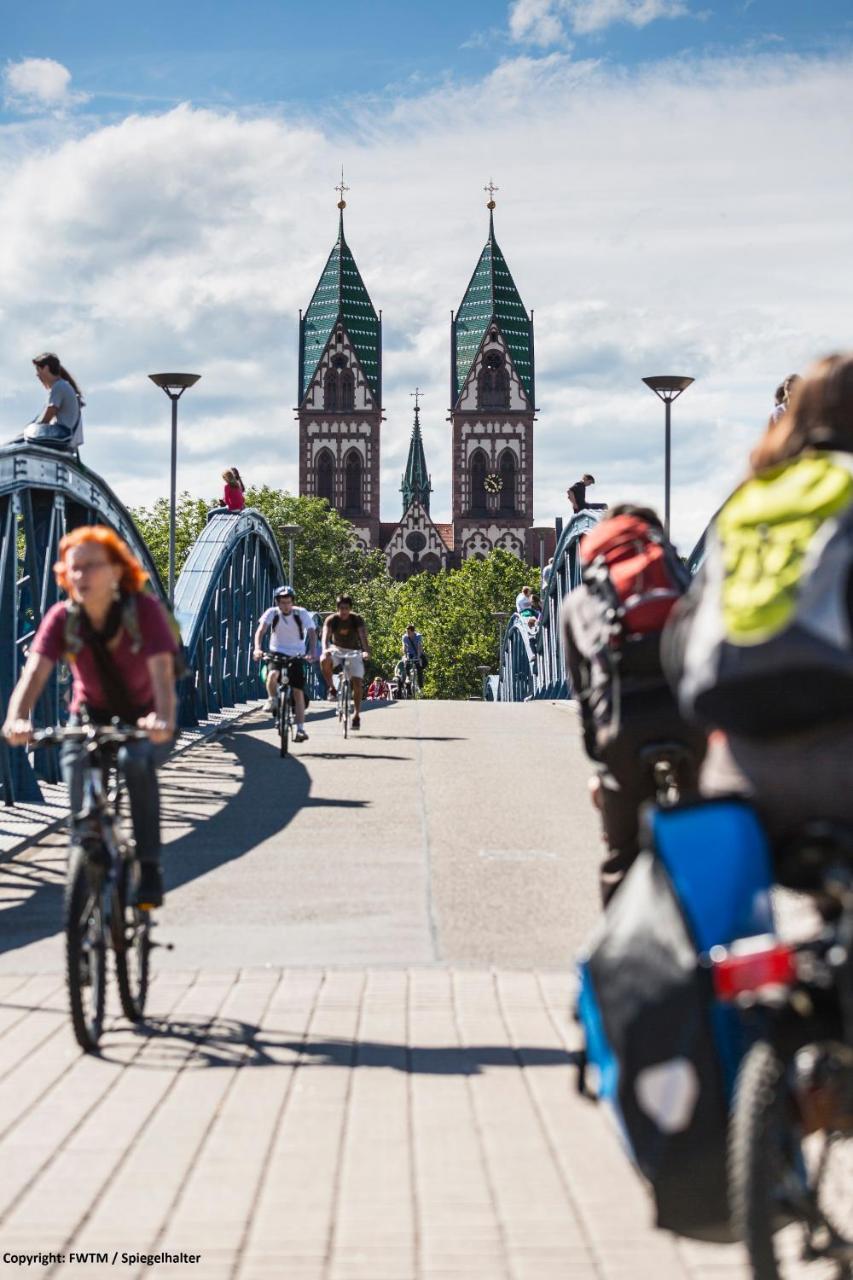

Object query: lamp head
[149,372,201,397]
[642,375,694,402]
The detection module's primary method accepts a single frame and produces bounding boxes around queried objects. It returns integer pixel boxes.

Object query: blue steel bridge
[0,442,296,805]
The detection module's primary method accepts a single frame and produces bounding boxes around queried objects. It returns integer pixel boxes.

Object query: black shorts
[266,655,305,692]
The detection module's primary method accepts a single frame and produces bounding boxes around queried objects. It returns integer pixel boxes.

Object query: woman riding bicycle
[2,526,177,907]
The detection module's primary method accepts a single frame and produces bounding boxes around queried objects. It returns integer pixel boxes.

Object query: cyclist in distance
[253,586,316,743]
[401,624,425,692]
[320,594,370,730]
[1,526,177,907]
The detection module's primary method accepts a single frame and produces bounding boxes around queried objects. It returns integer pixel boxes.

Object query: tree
[130,493,209,587]
[368,551,540,700]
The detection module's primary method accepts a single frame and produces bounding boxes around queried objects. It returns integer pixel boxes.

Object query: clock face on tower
[484,472,503,495]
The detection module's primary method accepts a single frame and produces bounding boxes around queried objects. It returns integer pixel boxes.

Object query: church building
[296,185,550,577]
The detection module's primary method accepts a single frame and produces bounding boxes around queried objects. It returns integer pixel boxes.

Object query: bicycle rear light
[710,936,796,1001]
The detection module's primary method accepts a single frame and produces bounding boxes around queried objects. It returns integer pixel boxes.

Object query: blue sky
[1,1,852,549]
[3,0,851,120]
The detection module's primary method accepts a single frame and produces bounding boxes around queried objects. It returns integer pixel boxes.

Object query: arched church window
[344,450,363,515]
[478,352,510,410]
[340,369,354,411]
[325,355,354,412]
[499,449,516,514]
[316,449,334,504]
[390,553,412,582]
[323,370,337,411]
[469,450,488,516]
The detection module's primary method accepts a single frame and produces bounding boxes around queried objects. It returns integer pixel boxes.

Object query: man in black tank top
[320,594,370,729]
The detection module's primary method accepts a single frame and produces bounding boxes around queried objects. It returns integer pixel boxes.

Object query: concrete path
[0,701,778,1278]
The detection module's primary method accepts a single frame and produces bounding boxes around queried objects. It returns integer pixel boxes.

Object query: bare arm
[2,653,55,743]
[38,404,58,424]
[358,624,370,658]
[306,627,317,656]
[136,653,176,744]
[253,619,267,658]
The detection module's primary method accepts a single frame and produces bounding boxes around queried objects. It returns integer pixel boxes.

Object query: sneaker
[136,864,164,910]
[294,728,308,743]
[351,715,361,730]
[265,697,276,714]
[326,689,337,702]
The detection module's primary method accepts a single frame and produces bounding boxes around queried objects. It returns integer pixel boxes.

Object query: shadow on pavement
[101,1014,581,1074]
[0,719,367,957]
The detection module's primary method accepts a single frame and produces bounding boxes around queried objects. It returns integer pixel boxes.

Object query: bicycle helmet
[273,585,295,600]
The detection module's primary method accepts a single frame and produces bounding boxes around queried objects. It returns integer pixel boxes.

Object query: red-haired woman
[2,526,177,907]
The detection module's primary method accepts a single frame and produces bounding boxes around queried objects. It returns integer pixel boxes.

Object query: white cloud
[1,52,852,556]
[510,0,688,45]
[3,58,89,115]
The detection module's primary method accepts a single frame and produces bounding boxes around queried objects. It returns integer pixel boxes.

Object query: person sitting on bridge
[563,503,704,906]
[401,624,426,690]
[2,526,177,908]
[22,352,85,452]
[221,468,245,512]
[567,474,607,514]
[321,595,370,730]
[253,586,316,743]
[515,585,533,613]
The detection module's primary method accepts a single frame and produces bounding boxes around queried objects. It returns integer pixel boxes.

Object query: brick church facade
[296,191,553,578]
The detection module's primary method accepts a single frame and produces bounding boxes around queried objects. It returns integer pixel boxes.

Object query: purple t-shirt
[32,594,177,715]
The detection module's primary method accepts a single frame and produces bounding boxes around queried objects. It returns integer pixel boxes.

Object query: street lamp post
[148,372,201,605]
[278,524,302,590]
[641,375,694,539]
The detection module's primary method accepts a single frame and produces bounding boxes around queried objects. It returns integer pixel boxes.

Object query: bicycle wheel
[342,679,350,739]
[65,845,107,1052]
[729,1039,853,1279]
[279,688,291,757]
[113,858,150,1023]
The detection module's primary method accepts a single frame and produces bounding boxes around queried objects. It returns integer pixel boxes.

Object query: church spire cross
[484,179,499,210]
[335,167,350,210]
[410,387,423,415]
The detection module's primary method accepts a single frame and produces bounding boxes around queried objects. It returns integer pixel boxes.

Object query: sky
[2,0,852,554]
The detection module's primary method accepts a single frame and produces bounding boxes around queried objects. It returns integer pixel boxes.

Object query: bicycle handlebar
[30,723,150,749]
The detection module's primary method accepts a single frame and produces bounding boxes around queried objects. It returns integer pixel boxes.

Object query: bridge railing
[496,509,601,702]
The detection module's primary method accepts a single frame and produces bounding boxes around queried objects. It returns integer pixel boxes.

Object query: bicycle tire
[343,679,350,739]
[280,687,290,757]
[113,859,150,1023]
[65,845,106,1053]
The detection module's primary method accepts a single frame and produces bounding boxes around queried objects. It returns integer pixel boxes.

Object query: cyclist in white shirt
[252,586,316,743]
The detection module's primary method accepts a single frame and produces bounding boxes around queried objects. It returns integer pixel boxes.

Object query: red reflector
[712,942,796,1001]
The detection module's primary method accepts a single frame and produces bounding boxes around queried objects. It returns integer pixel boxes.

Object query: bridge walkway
[0,701,766,1279]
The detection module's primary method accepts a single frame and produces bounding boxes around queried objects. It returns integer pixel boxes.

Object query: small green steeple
[401,390,432,514]
[299,183,381,404]
[452,189,533,404]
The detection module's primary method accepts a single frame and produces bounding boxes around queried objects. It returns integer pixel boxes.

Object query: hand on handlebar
[2,717,33,747]
[136,712,174,745]
[253,648,264,662]
[362,651,370,660]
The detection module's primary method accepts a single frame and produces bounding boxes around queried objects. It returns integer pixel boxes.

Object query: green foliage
[242,487,388,611]
[130,485,537,700]
[369,550,539,700]
[130,493,210,586]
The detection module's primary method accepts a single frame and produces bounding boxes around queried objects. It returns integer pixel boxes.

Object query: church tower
[400,393,432,514]
[297,183,382,548]
[450,188,535,562]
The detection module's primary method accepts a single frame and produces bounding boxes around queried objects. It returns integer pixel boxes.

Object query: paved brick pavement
[0,967,762,1280]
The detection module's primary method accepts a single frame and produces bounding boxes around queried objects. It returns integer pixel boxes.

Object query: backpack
[273,608,304,644]
[63,592,188,681]
[576,799,774,1242]
[571,516,690,744]
[669,450,853,736]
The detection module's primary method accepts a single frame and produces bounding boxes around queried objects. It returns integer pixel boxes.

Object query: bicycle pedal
[149,940,175,951]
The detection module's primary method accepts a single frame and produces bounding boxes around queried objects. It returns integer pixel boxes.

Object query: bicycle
[32,723,158,1053]
[711,823,853,1279]
[403,658,422,700]
[261,651,296,758]
[335,654,355,738]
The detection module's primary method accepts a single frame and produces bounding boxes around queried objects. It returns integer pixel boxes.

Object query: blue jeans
[61,732,173,866]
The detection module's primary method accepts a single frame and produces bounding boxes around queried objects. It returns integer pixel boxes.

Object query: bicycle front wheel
[113,859,150,1023]
[342,680,350,738]
[65,846,106,1052]
[280,689,291,757]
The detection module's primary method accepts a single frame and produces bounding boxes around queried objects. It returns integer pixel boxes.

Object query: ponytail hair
[32,352,85,406]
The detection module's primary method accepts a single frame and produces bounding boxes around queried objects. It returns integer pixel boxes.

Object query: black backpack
[272,609,304,643]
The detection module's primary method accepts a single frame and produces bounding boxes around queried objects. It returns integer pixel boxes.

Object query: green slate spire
[453,193,533,404]
[299,188,381,404]
[401,391,432,514]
